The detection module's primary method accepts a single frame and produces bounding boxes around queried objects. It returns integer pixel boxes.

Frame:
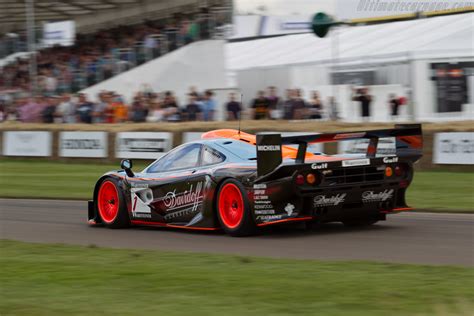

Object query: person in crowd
[92,92,107,123]
[41,96,58,123]
[389,93,401,118]
[18,96,43,123]
[291,89,306,120]
[162,91,180,121]
[328,96,339,121]
[201,90,216,121]
[267,86,280,109]
[183,93,203,121]
[146,97,164,122]
[352,87,372,121]
[103,92,115,123]
[226,92,241,121]
[57,93,76,123]
[0,102,5,122]
[282,89,294,120]
[267,86,280,119]
[251,90,270,120]
[112,93,128,123]
[130,93,149,122]
[308,91,323,119]
[76,93,94,124]
[43,69,58,96]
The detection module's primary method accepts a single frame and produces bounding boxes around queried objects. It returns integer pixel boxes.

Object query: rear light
[394,165,403,176]
[306,173,316,184]
[295,174,305,185]
[385,166,393,177]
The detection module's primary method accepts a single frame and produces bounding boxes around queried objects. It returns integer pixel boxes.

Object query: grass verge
[1,240,473,316]
[0,159,472,212]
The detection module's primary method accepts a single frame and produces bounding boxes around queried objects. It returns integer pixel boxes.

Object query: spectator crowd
[0,84,407,123]
[0,7,226,95]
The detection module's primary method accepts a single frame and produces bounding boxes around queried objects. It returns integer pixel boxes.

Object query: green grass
[406,171,473,212]
[0,159,472,212]
[0,240,473,316]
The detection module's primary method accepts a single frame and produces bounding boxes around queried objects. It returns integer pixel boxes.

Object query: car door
[183,145,227,225]
[133,143,202,223]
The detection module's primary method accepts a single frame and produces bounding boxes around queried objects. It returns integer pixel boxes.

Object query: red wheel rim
[98,181,119,223]
[218,183,244,229]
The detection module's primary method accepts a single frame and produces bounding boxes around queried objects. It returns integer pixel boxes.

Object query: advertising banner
[3,131,52,157]
[43,20,76,47]
[59,132,108,158]
[433,132,474,164]
[338,137,396,156]
[116,132,173,159]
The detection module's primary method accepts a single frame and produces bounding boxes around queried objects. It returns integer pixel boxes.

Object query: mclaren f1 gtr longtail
[88,124,423,236]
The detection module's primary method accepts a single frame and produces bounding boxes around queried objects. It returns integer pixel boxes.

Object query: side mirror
[120,159,135,177]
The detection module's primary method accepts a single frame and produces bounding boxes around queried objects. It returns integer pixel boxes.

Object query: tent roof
[226,13,474,70]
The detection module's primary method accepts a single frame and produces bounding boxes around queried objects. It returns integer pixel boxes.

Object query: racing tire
[342,218,378,227]
[96,178,130,229]
[216,179,256,237]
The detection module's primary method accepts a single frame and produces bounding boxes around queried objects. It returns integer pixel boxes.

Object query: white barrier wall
[59,132,108,158]
[115,132,173,159]
[433,132,474,165]
[3,131,52,157]
[2,131,473,166]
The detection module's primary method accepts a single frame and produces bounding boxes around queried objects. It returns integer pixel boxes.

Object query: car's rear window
[214,140,256,160]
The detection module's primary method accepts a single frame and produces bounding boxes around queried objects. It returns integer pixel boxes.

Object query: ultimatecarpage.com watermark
[357,0,473,12]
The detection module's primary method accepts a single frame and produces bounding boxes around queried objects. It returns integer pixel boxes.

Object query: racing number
[133,195,138,211]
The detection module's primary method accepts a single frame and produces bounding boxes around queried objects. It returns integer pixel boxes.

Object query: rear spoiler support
[256,124,423,177]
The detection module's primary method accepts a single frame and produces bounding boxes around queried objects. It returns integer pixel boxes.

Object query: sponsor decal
[132,212,151,218]
[314,193,347,207]
[362,189,394,203]
[163,182,203,213]
[284,203,295,216]
[257,145,281,151]
[383,156,399,163]
[342,158,370,167]
[131,183,149,189]
[255,209,275,215]
[131,188,154,216]
[256,215,282,221]
[311,163,328,170]
[253,183,276,216]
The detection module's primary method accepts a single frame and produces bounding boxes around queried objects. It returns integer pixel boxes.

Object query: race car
[88,124,423,236]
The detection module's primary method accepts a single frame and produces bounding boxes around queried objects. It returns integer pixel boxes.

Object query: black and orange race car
[88,124,423,236]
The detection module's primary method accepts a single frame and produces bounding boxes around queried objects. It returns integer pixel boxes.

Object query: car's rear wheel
[216,179,256,237]
[97,178,130,228]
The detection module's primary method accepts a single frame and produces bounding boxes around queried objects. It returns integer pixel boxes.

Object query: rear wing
[256,124,423,176]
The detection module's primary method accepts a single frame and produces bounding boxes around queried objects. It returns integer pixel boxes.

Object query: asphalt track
[1,198,473,266]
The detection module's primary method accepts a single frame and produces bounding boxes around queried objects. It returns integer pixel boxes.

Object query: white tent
[227,13,473,70]
[225,13,474,122]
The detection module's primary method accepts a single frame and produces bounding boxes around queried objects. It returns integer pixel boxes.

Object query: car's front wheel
[96,178,130,228]
[216,179,256,237]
